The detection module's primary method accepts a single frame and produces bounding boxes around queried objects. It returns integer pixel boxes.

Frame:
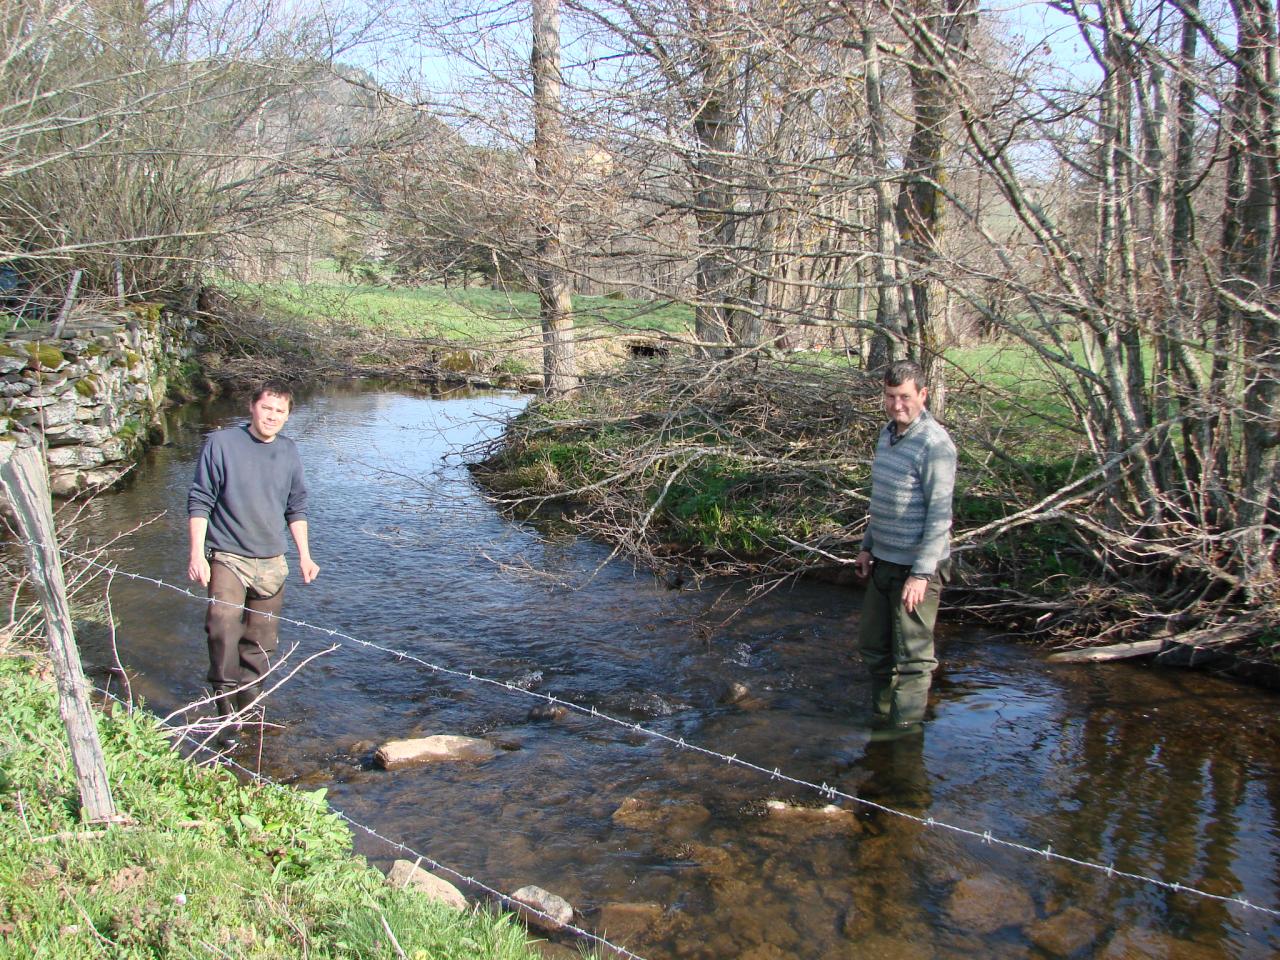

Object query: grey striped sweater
[860,408,956,577]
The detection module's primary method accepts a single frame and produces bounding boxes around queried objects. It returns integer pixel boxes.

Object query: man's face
[883,378,927,431]
[248,392,291,441]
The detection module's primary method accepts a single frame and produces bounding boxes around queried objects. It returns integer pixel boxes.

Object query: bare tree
[532,0,579,394]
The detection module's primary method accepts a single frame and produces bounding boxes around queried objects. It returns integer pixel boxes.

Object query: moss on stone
[25,343,66,368]
[74,375,102,398]
[129,302,164,326]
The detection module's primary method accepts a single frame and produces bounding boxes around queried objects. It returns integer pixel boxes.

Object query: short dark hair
[252,379,294,412]
[884,359,926,392]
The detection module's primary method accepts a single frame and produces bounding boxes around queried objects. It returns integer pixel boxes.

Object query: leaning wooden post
[0,442,117,822]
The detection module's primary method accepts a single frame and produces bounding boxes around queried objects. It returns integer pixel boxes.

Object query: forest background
[2,0,1277,662]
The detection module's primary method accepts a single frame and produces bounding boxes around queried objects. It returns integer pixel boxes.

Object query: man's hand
[854,550,873,580]
[188,553,210,587]
[298,557,320,584]
[902,575,928,613]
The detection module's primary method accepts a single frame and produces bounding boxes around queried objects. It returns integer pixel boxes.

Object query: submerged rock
[611,796,711,834]
[527,702,569,722]
[1028,906,1104,957]
[946,874,1036,934]
[1099,927,1224,959]
[374,735,500,770]
[596,901,664,942]
[759,799,859,833]
[386,859,468,911]
[509,884,574,933]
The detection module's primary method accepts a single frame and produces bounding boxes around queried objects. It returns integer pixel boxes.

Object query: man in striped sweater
[853,360,956,738]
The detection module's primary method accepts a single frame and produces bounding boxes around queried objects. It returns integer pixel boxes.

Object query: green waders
[857,557,949,727]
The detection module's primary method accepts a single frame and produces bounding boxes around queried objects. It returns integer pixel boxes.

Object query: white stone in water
[386,859,468,911]
[509,885,574,933]
[373,735,499,770]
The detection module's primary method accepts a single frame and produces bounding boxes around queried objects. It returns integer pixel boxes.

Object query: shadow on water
[75,381,1280,959]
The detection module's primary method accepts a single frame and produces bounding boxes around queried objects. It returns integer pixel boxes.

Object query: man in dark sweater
[187,380,319,728]
[853,360,956,738]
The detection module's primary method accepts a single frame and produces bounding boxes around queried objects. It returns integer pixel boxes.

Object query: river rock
[1099,927,1224,959]
[1028,906,1103,957]
[759,799,859,833]
[611,796,711,835]
[527,703,568,722]
[49,471,81,498]
[374,735,499,770]
[386,859,468,910]
[946,874,1036,934]
[596,901,663,942]
[509,885,574,933]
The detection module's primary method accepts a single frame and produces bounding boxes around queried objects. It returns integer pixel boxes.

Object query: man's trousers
[857,557,948,726]
[205,555,285,709]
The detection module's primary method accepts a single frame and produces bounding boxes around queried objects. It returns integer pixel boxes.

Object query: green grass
[226,279,693,343]
[0,654,542,960]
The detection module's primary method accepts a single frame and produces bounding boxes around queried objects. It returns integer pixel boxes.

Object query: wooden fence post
[0,443,117,822]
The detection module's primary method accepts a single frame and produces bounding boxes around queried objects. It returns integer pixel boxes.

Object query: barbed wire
[90,683,650,960]
[30,540,1280,921]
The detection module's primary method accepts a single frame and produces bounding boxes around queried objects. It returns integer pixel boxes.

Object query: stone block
[374,735,500,769]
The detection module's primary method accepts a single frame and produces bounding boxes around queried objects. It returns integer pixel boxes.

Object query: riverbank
[470,352,1280,673]
[194,281,691,393]
[0,650,545,959]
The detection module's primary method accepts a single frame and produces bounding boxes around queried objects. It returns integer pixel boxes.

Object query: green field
[231,278,694,344]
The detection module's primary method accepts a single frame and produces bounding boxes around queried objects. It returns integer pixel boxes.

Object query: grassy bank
[470,352,1075,587]
[196,280,693,389]
[0,653,543,959]
[237,279,693,342]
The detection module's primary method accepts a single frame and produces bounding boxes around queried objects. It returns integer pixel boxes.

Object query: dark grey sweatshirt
[187,425,308,558]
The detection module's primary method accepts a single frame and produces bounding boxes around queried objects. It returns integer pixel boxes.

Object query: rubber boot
[211,683,242,748]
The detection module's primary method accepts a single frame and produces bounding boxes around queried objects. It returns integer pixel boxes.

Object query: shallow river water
[76,381,1279,959]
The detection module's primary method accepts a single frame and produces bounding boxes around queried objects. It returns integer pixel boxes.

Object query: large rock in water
[509,884,574,933]
[374,735,499,770]
[386,860,468,911]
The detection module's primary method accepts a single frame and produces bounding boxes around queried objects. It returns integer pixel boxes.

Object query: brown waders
[205,553,287,725]
[857,557,949,729]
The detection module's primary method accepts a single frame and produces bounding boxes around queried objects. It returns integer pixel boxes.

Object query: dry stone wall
[0,304,195,497]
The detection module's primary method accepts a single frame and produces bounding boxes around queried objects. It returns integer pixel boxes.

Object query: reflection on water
[77,382,1280,959]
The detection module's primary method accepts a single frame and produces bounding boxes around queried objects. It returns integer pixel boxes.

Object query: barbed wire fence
[31,540,1278,927]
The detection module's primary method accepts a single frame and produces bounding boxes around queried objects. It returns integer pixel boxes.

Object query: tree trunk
[863,25,905,373]
[532,0,577,397]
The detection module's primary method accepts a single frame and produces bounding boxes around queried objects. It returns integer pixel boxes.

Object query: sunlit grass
[226,278,694,344]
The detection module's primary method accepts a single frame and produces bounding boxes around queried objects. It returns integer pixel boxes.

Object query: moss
[125,350,142,366]
[24,342,65,368]
[74,375,102,398]
[0,344,22,359]
[129,302,165,326]
[440,350,477,373]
